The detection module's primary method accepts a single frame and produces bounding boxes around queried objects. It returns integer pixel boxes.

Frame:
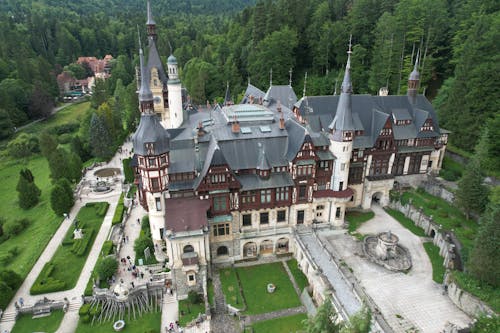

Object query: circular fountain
[363,230,412,271]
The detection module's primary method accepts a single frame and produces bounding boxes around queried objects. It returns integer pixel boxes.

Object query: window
[260,189,272,203]
[260,212,269,224]
[277,210,286,222]
[319,161,330,170]
[297,210,304,224]
[297,165,313,176]
[160,156,167,165]
[358,150,364,158]
[341,163,345,171]
[242,214,252,227]
[213,196,227,212]
[213,223,230,237]
[149,158,156,167]
[336,207,341,218]
[151,178,160,191]
[275,187,289,201]
[339,182,344,191]
[241,191,256,204]
[155,197,161,211]
[211,174,226,183]
[217,246,228,256]
[183,245,194,253]
[298,185,307,200]
[316,205,324,210]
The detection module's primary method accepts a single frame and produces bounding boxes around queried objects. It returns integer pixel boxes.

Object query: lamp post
[63,213,68,220]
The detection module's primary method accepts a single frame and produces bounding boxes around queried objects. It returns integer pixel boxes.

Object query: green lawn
[385,208,427,237]
[237,263,301,315]
[401,189,478,251]
[11,310,65,333]
[286,259,308,292]
[75,310,161,333]
[31,203,108,294]
[21,102,90,136]
[346,210,375,234]
[219,267,245,309]
[251,313,307,333]
[0,156,58,277]
[423,242,445,283]
[178,299,205,327]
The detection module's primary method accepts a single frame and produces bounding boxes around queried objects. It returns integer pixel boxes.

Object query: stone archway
[276,237,289,254]
[260,239,274,255]
[243,242,257,257]
[430,229,436,238]
[372,192,383,205]
[217,246,229,256]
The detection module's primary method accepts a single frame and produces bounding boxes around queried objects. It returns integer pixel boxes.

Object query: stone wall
[445,273,496,318]
[422,179,455,203]
[389,201,459,270]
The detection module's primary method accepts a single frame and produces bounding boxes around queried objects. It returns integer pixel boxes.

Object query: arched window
[217,246,228,256]
[183,245,194,253]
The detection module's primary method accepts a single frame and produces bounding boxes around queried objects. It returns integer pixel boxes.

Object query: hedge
[112,193,125,225]
[30,263,66,295]
[101,240,114,256]
[71,229,95,256]
[96,202,109,217]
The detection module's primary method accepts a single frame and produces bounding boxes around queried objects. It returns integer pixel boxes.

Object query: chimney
[378,87,389,96]
[279,113,285,130]
[197,121,205,137]
[231,115,240,134]
[259,96,263,105]
[277,100,282,113]
[249,95,254,104]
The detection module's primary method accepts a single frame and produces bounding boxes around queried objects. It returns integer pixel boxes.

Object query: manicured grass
[286,259,308,292]
[451,271,500,313]
[31,203,108,294]
[251,313,307,333]
[219,267,245,309]
[385,208,427,237]
[237,263,301,315]
[75,310,161,333]
[0,156,59,277]
[401,189,478,251]
[11,310,65,333]
[423,242,445,283]
[21,102,90,136]
[178,299,205,327]
[346,210,375,234]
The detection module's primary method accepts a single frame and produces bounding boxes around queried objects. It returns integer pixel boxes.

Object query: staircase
[1,311,17,323]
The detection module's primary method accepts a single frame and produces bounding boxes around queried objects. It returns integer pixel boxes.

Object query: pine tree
[455,160,489,219]
[50,178,74,216]
[89,112,113,159]
[16,168,41,209]
[467,199,500,287]
[303,297,340,333]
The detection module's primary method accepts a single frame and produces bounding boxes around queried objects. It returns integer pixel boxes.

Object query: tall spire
[328,35,354,139]
[138,48,154,112]
[407,49,420,104]
[146,1,157,41]
[302,72,308,98]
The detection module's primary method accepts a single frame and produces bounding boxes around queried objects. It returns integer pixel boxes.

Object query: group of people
[166,321,182,332]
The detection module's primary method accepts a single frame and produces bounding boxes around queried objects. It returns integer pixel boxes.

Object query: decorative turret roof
[409,49,420,81]
[147,39,168,85]
[138,49,153,103]
[167,54,177,65]
[329,39,355,133]
[256,143,271,171]
[146,0,156,25]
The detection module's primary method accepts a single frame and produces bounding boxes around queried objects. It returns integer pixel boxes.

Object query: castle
[131,2,448,296]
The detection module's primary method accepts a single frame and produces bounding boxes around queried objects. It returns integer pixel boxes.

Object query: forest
[0,0,498,163]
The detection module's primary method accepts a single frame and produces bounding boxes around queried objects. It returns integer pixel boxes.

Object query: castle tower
[407,50,420,104]
[167,54,183,128]
[133,47,170,242]
[328,40,355,193]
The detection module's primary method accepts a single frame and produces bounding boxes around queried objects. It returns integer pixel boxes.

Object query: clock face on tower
[154,96,161,104]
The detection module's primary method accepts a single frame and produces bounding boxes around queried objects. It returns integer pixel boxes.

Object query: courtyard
[317,204,471,332]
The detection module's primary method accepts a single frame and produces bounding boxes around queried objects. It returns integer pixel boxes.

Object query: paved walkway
[210,271,240,333]
[0,141,132,333]
[321,205,471,332]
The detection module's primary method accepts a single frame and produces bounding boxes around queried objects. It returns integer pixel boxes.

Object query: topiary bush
[30,262,66,295]
[112,193,125,225]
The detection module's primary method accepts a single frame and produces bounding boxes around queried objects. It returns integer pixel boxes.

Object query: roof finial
[334,79,338,96]
[137,24,142,49]
[289,68,293,86]
[269,68,273,87]
[341,35,353,94]
[414,48,420,71]
[302,72,308,98]
[147,1,155,25]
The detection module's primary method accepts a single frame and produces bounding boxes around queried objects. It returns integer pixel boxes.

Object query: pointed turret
[224,82,232,106]
[146,1,157,41]
[138,48,154,113]
[167,53,183,128]
[256,143,271,178]
[328,38,355,141]
[407,49,420,104]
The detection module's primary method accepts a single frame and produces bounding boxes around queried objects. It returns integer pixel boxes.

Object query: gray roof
[329,53,355,133]
[392,108,412,121]
[132,113,170,155]
[235,173,294,191]
[264,85,298,109]
[256,143,271,170]
[138,49,153,102]
[241,83,266,104]
[147,39,168,85]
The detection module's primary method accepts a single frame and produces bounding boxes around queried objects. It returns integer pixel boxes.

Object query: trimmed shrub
[101,240,114,256]
[79,303,90,315]
[112,193,125,225]
[30,262,66,295]
[3,218,31,238]
[122,158,134,183]
[0,269,22,309]
[71,229,94,256]
[96,202,109,217]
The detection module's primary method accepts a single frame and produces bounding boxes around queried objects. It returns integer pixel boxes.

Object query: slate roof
[235,173,294,191]
[263,85,298,108]
[241,83,266,104]
[132,113,170,155]
[147,38,168,85]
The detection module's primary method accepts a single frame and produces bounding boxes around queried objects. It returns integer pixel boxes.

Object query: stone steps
[67,302,82,312]
[1,311,17,322]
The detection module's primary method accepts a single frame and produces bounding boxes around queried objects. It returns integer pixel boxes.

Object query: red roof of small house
[165,197,210,233]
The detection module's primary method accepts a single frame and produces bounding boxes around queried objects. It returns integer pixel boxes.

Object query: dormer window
[149,158,156,167]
